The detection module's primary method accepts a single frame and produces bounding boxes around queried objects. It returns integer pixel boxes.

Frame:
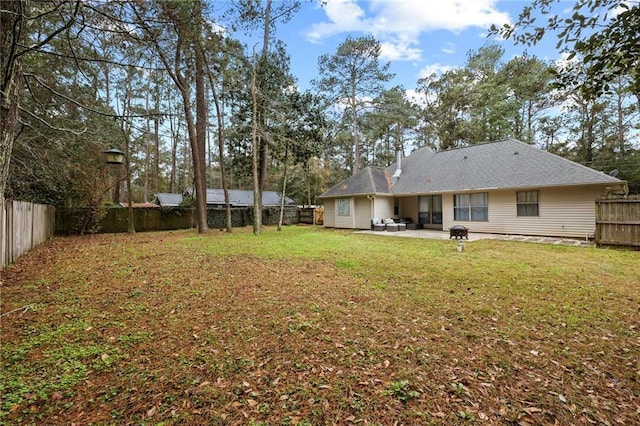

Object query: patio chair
[371,218,386,231]
[384,218,399,232]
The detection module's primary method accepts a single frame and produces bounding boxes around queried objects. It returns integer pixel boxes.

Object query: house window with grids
[337,198,350,216]
[454,192,488,221]
[517,191,539,216]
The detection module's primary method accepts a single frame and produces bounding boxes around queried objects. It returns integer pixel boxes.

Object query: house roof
[119,202,159,208]
[202,189,295,206]
[320,139,625,198]
[157,189,295,207]
[318,166,393,198]
[155,193,184,207]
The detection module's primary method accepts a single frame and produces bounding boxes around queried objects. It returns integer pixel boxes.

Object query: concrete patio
[356,228,595,247]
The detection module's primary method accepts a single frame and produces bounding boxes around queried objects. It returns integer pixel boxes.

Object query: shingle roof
[391,139,623,194]
[318,167,393,198]
[155,193,184,207]
[176,189,295,206]
[321,139,624,197]
[205,189,295,206]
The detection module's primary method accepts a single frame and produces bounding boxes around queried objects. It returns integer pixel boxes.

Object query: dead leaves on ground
[2,231,639,425]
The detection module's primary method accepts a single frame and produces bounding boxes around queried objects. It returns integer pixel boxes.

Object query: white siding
[354,197,373,229]
[323,196,394,229]
[443,185,607,238]
[334,198,355,228]
[373,197,394,222]
[323,199,335,227]
[325,197,364,229]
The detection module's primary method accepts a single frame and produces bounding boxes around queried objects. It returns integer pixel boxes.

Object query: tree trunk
[168,95,177,193]
[251,64,261,234]
[277,145,289,231]
[122,94,136,234]
[0,0,25,202]
[193,34,209,233]
[154,117,159,196]
[616,79,625,156]
[257,0,272,196]
[125,151,135,234]
[144,85,151,202]
[351,75,361,174]
[204,57,232,233]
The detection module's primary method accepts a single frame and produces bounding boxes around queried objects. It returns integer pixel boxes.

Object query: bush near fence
[56,206,302,234]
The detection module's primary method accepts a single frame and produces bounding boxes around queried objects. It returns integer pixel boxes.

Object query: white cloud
[305,0,511,60]
[417,63,454,79]
[305,0,368,43]
[380,39,422,61]
[441,42,456,54]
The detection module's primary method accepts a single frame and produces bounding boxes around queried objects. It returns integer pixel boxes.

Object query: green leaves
[382,380,420,402]
[490,0,640,98]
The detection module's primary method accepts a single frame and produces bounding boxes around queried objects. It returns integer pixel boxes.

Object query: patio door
[419,195,443,229]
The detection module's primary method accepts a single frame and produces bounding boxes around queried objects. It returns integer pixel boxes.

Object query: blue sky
[257,0,572,94]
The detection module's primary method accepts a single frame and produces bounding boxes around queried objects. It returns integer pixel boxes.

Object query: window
[454,193,488,221]
[517,191,539,216]
[337,198,350,216]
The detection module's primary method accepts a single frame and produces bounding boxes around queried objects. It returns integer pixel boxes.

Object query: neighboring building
[319,139,628,238]
[154,193,184,208]
[118,202,158,208]
[154,189,295,208]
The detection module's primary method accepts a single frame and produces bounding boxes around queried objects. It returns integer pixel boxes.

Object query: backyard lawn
[1,226,639,425]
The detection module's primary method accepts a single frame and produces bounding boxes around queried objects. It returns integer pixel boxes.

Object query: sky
[257,0,571,95]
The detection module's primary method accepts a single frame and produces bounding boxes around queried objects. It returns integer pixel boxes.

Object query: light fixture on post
[103,148,126,165]
[103,147,134,233]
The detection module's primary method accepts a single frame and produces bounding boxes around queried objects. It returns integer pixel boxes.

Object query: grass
[1,226,639,425]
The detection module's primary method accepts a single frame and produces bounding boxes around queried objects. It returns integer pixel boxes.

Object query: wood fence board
[56,206,306,234]
[2,200,55,269]
[595,197,640,248]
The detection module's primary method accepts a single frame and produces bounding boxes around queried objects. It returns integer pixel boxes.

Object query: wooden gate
[314,207,324,225]
[595,196,640,248]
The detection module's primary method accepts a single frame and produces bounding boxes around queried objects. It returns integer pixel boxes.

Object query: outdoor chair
[384,218,399,232]
[371,218,386,231]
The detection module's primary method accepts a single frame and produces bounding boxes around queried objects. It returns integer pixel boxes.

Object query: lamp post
[103,148,126,165]
[103,148,135,233]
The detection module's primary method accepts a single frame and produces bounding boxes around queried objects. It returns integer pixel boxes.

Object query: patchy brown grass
[1,226,639,425]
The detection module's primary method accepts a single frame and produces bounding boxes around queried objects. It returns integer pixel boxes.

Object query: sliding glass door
[418,195,443,229]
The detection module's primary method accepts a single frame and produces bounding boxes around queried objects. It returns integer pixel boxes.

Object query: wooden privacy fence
[298,207,324,225]
[56,206,306,234]
[595,196,640,248]
[2,199,56,269]
[56,207,194,234]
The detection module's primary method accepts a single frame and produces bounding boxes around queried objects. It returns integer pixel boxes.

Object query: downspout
[367,194,375,229]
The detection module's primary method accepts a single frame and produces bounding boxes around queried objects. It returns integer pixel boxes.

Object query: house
[118,202,158,208]
[319,139,628,238]
[154,189,295,208]
[154,193,184,208]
